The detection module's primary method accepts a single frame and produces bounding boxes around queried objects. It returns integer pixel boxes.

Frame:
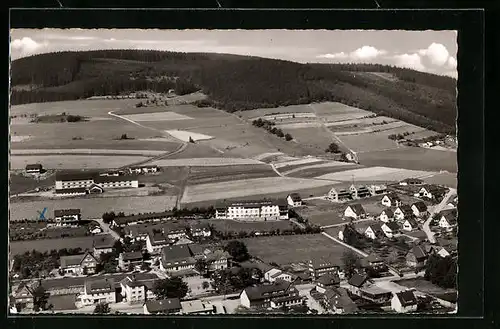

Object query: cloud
[419,43,450,66]
[316,52,349,59]
[316,46,386,62]
[11,37,45,56]
[351,46,387,60]
[447,56,457,69]
[393,53,425,71]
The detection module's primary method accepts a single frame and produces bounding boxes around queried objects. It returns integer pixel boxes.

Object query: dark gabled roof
[145,298,181,313]
[288,193,302,201]
[54,209,81,217]
[385,193,401,201]
[365,254,384,264]
[219,198,288,209]
[55,187,88,194]
[325,287,358,313]
[85,278,114,294]
[410,245,428,260]
[121,251,143,261]
[367,223,384,235]
[148,231,170,245]
[187,244,205,256]
[348,204,365,215]
[395,290,418,306]
[55,172,97,182]
[401,178,424,184]
[440,209,458,223]
[130,165,158,169]
[384,222,401,231]
[162,245,193,262]
[398,204,413,214]
[243,281,291,301]
[93,235,115,249]
[348,273,368,287]
[412,201,428,212]
[60,252,96,268]
[317,273,340,286]
[309,258,340,269]
[381,208,394,218]
[25,164,42,170]
[94,175,139,183]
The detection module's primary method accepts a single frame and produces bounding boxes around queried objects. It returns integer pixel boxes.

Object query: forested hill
[11,50,457,134]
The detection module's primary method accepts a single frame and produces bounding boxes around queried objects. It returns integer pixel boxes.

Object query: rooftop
[243,281,291,301]
[395,290,418,306]
[145,298,181,313]
[121,251,143,261]
[54,209,81,217]
[93,235,115,249]
[113,211,174,226]
[60,253,94,268]
[162,244,194,263]
[85,278,114,294]
[384,221,401,231]
[55,187,88,194]
[26,164,43,170]
[347,204,365,215]
[412,201,428,212]
[217,198,288,209]
[288,193,302,201]
[317,273,340,286]
[348,273,368,287]
[181,300,213,314]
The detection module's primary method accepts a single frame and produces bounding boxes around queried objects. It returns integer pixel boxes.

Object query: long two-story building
[55,172,139,195]
[215,199,289,220]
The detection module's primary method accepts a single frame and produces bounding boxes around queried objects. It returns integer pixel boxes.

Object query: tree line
[252,118,293,141]
[11,50,457,134]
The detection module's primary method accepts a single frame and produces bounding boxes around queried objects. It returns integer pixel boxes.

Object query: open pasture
[187,164,279,185]
[10,155,151,170]
[210,219,295,234]
[309,102,371,117]
[253,152,285,162]
[11,149,166,156]
[181,176,338,204]
[336,133,400,152]
[10,99,138,117]
[331,121,408,136]
[284,163,360,178]
[166,143,227,159]
[281,127,337,153]
[9,234,115,256]
[165,130,214,142]
[422,172,457,188]
[237,104,315,120]
[405,130,442,141]
[151,157,263,167]
[240,234,352,266]
[358,147,458,173]
[325,116,397,127]
[9,195,177,221]
[122,112,193,122]
[315,166,435,182]
[273,157,325,169]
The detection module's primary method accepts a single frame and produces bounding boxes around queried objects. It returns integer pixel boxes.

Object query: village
[10,161,457,315]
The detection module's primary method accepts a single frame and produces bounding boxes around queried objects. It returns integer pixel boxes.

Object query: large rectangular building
[55,172,138,193]
[215,199,289,220]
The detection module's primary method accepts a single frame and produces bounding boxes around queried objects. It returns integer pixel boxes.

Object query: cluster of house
[215,199,290,221]
[327,184,387,202]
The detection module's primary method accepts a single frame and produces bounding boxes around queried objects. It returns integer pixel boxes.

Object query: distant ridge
[11,50,456,134]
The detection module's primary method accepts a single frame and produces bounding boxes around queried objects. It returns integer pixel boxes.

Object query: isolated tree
[140,262,151,271]
[153,277,189,299]
[195,258,208,275]
[189,136,195,143]
[32,284,48,312]
[224,240,250,262]
[202,281,210,290]
[284,133,293,141]
[94,302,111,314]
[342,250,362,279]
[326,142,340,153]
[102,212,116,224]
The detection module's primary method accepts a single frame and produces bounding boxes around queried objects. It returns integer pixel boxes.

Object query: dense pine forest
[11,50,457,134]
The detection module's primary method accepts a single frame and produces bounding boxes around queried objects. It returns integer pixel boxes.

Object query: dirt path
[321,231,368,257]
[422,188,456,243]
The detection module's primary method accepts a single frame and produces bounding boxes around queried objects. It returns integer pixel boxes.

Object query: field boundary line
[321,231,368,257]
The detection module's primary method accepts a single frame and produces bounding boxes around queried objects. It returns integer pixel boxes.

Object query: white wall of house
[402,221,414,231]
[364,227,376,240]
[379,211,392,223]
[439,217,453,228]
[344,207,358,219]
[120,283,146,304]
[394,208,405,220]
[391,295,418,313]
[80,291,116,306]
[381,225,394,238]
[240,290,251,308]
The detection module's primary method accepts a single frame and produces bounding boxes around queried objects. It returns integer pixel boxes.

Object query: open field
[187,164,279,185]
[358,147,458,173]
[151,157,264,167]
[123,112,192,122]
[10,155,151,170]
[395,278,457,295]
[240,234,352,266]
[280,126,337,153]
[323,220,379,237]
[309,102,372,118]
[331,121,408,136]
[165,143,227,159]
[405,130,442,140]
[422,172,458,188]
[181,177,338,204]
[281,162,358,176]
[315,166,435,182]
[336,133,400,152]
[236,104,315,119]
[11,149,166,156]
[11,99,138,117]
[253,152,285,162]
[286,165,364,179]
[10,172,56,195]
[9,234,115,256]
[166,130,214,142]
[9,195,177,221]
[325,116,397,127]
[210,219,296,233]
[273,157,325,169]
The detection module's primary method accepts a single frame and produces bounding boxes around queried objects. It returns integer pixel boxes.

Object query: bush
[66,115,83,122]
[285,133,293,141]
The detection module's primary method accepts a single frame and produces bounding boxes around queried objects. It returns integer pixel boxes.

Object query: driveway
[93,218,120,241]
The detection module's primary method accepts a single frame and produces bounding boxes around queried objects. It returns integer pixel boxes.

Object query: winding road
[422,188,456,244]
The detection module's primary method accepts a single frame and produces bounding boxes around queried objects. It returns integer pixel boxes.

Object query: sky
[10,29,457,78]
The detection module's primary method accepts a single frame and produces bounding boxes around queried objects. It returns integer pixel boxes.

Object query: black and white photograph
[9,28,458,315]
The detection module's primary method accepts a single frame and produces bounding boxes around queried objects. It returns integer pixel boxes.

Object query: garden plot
[181,176,338,203]
[123,112,192,122]
[10,155,151,170]
[10,236,98,256]
[259,112,317,121]
[315,166,436,182]
[151,157,263,167]
[276,122,323,129]
[9,195,177,221]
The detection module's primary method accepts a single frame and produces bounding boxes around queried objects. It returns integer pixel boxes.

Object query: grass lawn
[211,219,295,233]
[9,172,56,195]
[237,233,352,266]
